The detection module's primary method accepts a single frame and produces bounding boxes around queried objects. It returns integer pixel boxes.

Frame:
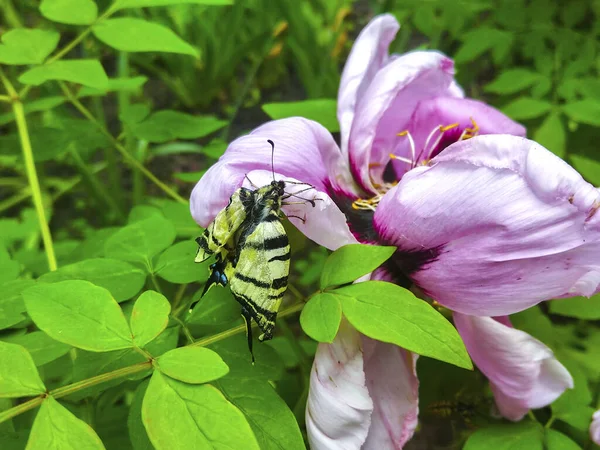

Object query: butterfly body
[193,180,290,356]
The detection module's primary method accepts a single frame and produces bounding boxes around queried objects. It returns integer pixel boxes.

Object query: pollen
[351,194,383,211]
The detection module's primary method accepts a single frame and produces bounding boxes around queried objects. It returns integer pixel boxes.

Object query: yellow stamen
[461,117,479,140]
[351,195,383,211]
[440,123,459,132]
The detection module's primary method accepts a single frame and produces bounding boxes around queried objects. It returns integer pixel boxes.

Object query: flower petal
[338,14,400,155]
[391,97,526,176]
[453,313,573,421]
[590,410,600,445]
[361,338,419,449]
[375,135,600,315]
[240,170,357,250]
[306,320,373,450]
[190,117,357,227]
[348,51,457,192]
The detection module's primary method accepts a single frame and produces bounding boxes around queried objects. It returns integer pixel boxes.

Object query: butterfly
[193,140,316,360]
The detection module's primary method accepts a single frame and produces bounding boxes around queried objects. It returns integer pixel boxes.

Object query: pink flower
[191,14,598,449]
[590,410,600,445]
[453,313,573,421]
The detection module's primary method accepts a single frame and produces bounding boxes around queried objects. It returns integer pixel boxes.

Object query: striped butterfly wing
[229,212,290,341]
[195,188,251,263]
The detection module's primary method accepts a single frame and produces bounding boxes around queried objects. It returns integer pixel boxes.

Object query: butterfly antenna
[267,139,275,183]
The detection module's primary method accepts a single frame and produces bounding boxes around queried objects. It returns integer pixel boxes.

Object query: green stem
[220,36,274,142]
[69,149,125,221]
[0,0,22,28]
[172,283,188,313]
[52,162,107,203]
[113,52,129,207]
[0,188,31,214]
[172,316,195,344]
[150,273,163,294]
[0,303,305,424]
[0,397,44,424]
[0,361,151,424]
[190,301,305,348]
[19,0,121,99]
[133,140,149,205]
[60,82,187,204]
[51,361,152,398]
[1,70,57,271]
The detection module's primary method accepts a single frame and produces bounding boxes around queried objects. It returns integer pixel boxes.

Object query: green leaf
[300,293,342,343]
[78,76,148,97]
[120,104,151,125]
[0,118,109,162]
[128,381,153,450]
[545,429,581,450]
[151,199,200,238]
[187,286,239,327]
[464,421,543,450]
[130,111,227,143]
[27,397,104,450]
[156,241,205,284]
[262,99,339,133]
[0,342,45,397]
[130,291,171,348]
[38,258,146,302]
[574,77,600,101]
[22,280,134,352]
[71,327,178,400]
[149,142,203,158]
[336,281,472,369]
[0,247,19,283]
[2,331,70,367]
[563,100,600,126]
[533,112,566,158]
[40,0,98,25]
[552,357,593,430]
[0,29,60,65]
[217,378,305,450]
[320,244,395,289]
[502,98,552,120]
[554,405,595,431]
[570,154,600,186]
[454,28,513,64]
[19,60,109,90]
[0,96,67,126]
[0,279,35,330]
[142,371,259,449]
[157,347,229,383]
[104,215,177,269]
[510,306,557,347]
[209,335,285,382]
[484,69,542,94]
[549,295,600,319]
[116,0,232,8]
[93,18,199,57]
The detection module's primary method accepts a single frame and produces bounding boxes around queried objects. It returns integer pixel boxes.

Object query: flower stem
[0,69,57,271]
[60,82,187,204]
[0,302,305,424]
[69,149,124,220]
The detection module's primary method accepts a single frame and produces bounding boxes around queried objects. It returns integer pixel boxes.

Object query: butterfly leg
[286,214,306,223]
[189,256,229,311]
[241,306,256,364]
